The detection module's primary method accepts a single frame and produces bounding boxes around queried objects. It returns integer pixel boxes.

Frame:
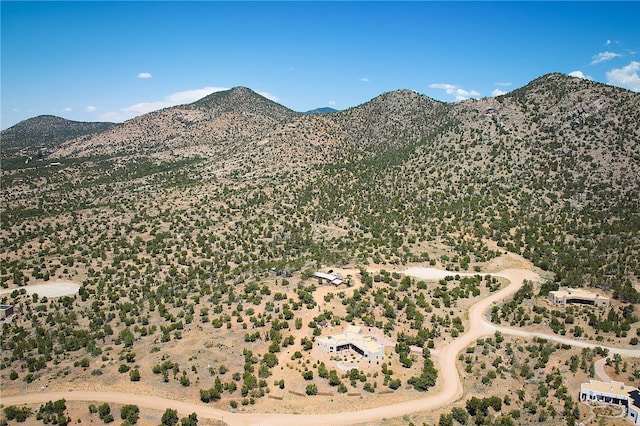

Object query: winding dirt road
[2,268,637,426]
[594,357,613,382]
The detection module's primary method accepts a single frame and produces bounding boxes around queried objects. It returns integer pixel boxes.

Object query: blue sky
[2,1,639,129]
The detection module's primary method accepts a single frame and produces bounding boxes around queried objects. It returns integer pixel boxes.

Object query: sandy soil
[2,267,636,426]
[0,267,526,425]
[0,280,80,298]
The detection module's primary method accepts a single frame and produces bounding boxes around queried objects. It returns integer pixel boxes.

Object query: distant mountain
[8,76,640,179]
[0,115,117,150]
[246,89,450,169]
[52,86,300,158]
[303,107,338,115]
[192,86,294,116]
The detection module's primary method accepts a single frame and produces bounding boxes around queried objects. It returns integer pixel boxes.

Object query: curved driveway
[2,268,637,426]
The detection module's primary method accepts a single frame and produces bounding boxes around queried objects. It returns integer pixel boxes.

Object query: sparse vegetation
[1,75,639,424]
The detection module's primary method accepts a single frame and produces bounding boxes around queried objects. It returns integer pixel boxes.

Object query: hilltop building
[316,325,384,362]
[579,379,640,424]
[549,288,610,308]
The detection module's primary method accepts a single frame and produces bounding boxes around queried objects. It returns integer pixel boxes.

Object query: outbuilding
[314,271,343,286]
[0,305,15,319]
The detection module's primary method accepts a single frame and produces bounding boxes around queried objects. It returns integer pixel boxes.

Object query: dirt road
[0,281,80,298]
[594,357,612,382]
[2,268,636,426]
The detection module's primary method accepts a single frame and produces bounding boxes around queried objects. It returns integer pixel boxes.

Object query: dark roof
[629,389,640,411]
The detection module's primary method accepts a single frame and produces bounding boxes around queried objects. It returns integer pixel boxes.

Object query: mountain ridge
[4,74,639,189]
[42,87,299,158]
[0,115,117,150]
[2,73,618,158]
[303,107,339,115]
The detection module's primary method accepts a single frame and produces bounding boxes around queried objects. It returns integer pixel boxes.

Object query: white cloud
[258,91,279,102]
[492,82,512,96]
[591,51,622,65]
[86,105,96,112]
[63,107,72,112]
[122,86,229,114]
[358,77,370,82]
[99,111,127,122]
[99,86,229,122]
[429,83,480,101]
[122,101,168,115]
[430,83,456,91]
[168,87,228,104]
[138,72,152,79]
[328,100,336,106]
[97,86,283,123]
[569,70,593,80]
[606,61,640,92]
